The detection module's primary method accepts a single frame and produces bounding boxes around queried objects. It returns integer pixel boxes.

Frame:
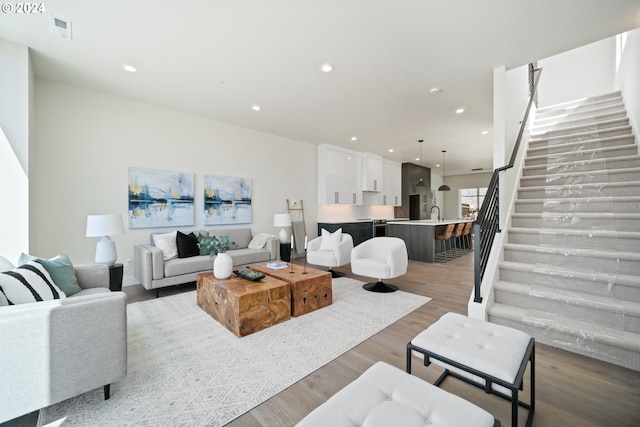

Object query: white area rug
[38,278,429,426]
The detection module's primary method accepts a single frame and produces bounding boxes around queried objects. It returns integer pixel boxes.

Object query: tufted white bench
[296,361,499,427]
[407,312,535,427]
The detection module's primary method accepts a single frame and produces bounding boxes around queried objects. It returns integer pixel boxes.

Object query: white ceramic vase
[213,252,233,279]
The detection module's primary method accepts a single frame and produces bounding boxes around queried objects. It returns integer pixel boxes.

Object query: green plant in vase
[198,235,236,257]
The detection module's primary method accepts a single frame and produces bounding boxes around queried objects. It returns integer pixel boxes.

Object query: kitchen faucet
[430,205,440,221]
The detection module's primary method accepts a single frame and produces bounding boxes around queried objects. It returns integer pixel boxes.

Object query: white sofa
[134,227,278,295]
[0,260,127,424]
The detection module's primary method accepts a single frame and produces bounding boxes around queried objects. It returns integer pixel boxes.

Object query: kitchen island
[387,219,474,263]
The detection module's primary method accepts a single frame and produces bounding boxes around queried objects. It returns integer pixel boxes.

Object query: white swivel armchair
[350,237,408,293]
[307,229,354,278]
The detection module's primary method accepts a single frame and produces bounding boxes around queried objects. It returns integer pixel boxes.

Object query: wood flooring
[4,253,639,427]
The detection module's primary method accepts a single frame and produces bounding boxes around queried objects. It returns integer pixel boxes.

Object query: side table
[279,243,291,262]
[109,263,124,291]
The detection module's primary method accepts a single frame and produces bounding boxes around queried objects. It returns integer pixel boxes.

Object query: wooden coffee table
[248,262,332,317]
[196,272,291,337]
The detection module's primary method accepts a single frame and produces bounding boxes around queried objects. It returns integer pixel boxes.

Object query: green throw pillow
[18,253,83,296]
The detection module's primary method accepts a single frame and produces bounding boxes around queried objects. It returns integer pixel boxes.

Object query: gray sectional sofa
[134,227,278,295]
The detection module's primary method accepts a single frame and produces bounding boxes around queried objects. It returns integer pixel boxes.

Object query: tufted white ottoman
[296,361,498,427]
[407,312,535,427]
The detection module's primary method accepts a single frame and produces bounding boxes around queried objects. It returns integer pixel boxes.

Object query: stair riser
[499,267,640,303]
[503,249,639,275]
[487,315,640,371]
[494,289,640,332]
[529,127,632,146]
[518,183,640,198]
[528,137,635,155]
[535,104,625,122]
[511,216,640,231]
[508,232,640,252]
[523,158,640,176]
[515,199,640,214]
[533,111,627,131]
[536,95,623,117]
[525,147,638,166]
[531,118,630,139]
[520,170,640,187]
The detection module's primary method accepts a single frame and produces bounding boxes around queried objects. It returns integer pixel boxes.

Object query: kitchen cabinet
[317,144,362,205]
[382,159,402,206]
[362,152,383,192]
[317,221,373,246]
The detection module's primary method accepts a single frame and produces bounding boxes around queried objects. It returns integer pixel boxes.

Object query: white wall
[617,28,640,138]
[33,79,317,281]
[538,37,616,107]
[0,40,30,262]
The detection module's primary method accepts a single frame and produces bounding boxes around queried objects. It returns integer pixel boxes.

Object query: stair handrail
[473,66,542,303]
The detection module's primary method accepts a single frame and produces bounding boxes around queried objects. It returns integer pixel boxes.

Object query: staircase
[488,91,640,371]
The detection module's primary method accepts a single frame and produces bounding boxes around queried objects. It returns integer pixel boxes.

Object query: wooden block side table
[248,262,332,317]
[196,272,291,337]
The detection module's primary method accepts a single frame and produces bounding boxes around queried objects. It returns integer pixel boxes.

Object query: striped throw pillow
[0,261,66,306]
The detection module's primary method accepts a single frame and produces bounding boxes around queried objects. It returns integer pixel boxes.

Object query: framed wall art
[203,174,252,225]
[128,167,195,228]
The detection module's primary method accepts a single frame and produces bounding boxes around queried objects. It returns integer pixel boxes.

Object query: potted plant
[199,235,236,279]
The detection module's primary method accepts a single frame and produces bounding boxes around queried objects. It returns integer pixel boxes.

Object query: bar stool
[451,222,466,257]
[461,221,473,252]
[434,223,455,262]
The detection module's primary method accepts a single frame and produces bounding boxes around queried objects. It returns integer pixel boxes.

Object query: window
[460,187,487,218]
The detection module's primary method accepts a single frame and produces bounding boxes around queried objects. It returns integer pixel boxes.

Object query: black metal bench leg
[104,384,111,400]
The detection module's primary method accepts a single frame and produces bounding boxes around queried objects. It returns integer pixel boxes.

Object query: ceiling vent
[471,168,484,171]
[49,15,72,39]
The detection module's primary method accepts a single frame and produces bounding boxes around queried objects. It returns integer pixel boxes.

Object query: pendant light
[438,150,451,191]
[415,139,427,188]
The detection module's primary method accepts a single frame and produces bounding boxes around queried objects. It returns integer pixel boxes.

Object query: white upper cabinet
[362,152,383,192]
[317,144,363,205]
[382,159,402,206]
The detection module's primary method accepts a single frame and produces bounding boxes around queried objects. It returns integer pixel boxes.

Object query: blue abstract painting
[128,167,195,228]
[204,174,252,225]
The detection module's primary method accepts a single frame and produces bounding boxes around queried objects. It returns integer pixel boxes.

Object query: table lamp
[273,213,292,244]
[86,214,124,264]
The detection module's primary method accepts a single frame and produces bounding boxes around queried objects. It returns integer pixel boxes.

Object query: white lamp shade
[86,214,124,237]
[86,214,124,265]
[273,213,292,227]
[273,213,292,244]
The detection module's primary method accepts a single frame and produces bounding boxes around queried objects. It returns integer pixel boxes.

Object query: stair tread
[516,195,640,203]
[489,303,640,351]
[495,280,640,315]
[529,130,632,145]
[503,242,640,261]
[508,227,640,239]
[536,92,622,112]
[526,144,637,162]
[520,166,640,181]
[523,154,640,170]
[517,180,640,191]
[533,110,627,128]
[531,116,629,136]
[529,124,630,141]
[512,211,640,218]
[536,102,625,121]
[499,260,640,286]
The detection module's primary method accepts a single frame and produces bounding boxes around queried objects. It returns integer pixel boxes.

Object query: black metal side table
[109,263,124,291]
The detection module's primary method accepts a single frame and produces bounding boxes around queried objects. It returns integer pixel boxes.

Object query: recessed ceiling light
[122,64,137,73]
[388,149,394,153]
[436,164,441,167]
[455,107,465,114]
[350,136,357,141]
[415,157,420,161]
[430,87,442,95]
[481,130,489,135]
[252,105,261,111]
[320,63,334,73]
